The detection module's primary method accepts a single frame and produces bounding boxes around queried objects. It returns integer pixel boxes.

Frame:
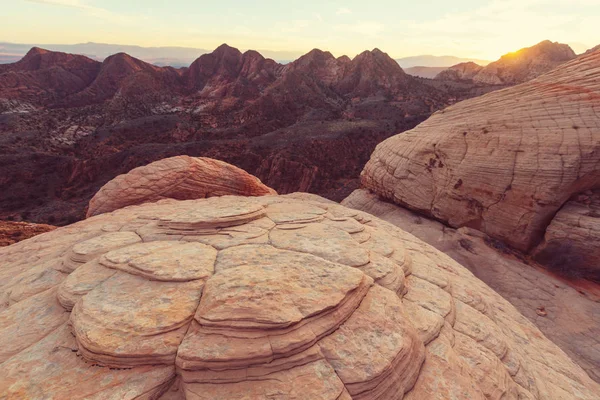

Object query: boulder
[1,194,598,398]
[533,190,600,281]
[86,156,276,217]
[361,49,600,252]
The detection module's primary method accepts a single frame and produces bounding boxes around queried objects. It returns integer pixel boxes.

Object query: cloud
[24,0,139,24]
[336,8,352,15]
[26,0,83,6]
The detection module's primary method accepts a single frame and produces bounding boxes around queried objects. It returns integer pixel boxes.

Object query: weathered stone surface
[343,188,600,383]
[1,194,599,398]
[86,156,276,217]
[361,49,600,252]
[533,190,600,281]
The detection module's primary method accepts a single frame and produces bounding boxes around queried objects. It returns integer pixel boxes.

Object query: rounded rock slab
[1,194,599,399]
[86,156,276,218]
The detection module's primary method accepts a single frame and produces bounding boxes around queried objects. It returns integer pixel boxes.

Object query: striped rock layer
[361,49,600,252]
[0,195,598,399]
[86,155,276,218]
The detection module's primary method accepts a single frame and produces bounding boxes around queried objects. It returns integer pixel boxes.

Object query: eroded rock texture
[361,49,600,252]
[86,156,276,217]
[1,194,599,399]
[534,189,600,281]
[343,188,600,384]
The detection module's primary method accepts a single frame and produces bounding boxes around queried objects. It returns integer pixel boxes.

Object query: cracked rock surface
[361,49,600,252]
[1,194,599,399]
[86,155,276,218]
[343,188,600,384]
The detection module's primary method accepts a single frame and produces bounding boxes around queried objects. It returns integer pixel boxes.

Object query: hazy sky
[2,0,599,59]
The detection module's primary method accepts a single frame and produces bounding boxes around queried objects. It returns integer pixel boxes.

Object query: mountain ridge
[0,43,454,224]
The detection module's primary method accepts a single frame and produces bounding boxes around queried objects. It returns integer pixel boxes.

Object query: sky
[2,0,600,60]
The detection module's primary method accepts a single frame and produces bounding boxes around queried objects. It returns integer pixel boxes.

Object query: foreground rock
[86,156,276,217]
[361,49,600,254]
[533,190,600,281]
[473,40,576,85]
[1,194,599,399]
[0,220,55,246]
[344,189,600,384]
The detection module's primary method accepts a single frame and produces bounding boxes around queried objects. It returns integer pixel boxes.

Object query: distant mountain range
[404,66,448,79]
[0,42,302,67]
[395,55,492,68]
[0,44,462,225]
[405,41,582,82]
[2,41,495,69]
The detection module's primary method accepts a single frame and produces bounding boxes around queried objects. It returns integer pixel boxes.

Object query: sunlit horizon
[2,0,599,61]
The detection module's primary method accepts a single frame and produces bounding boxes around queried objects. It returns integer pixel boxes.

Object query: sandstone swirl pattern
[0,195,598,399]
[86,155,276,218]
[361,50,600,252]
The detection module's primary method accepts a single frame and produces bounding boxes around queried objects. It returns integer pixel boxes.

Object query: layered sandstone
[533,189,600,281]
[343,188,600,383]
[361,49,600,252]
[1,194,599,399]
[86,156,276,217]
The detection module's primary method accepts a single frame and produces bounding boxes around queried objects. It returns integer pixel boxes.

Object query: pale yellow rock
[361,50,600,252]
[0,194,598,399]
[86,155,276,217]
[343,188,600,383]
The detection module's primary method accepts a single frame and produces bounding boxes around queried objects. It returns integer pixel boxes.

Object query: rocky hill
[0,47,101,105]
[361,48,599,255]
[0,44,460,225]
[472,40,576,85]
[434,61,483,81]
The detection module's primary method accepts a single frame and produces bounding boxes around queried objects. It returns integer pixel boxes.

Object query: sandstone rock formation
[343,189,600,383]
[0,220,55,246]
[361,48,600,253]
[473,40,576,85]
[1,194,599,398]
[434,61,483,81]
[0,47,100,106]
[585,45,600,55]
[533,189,600,281]
[86,156,275,218]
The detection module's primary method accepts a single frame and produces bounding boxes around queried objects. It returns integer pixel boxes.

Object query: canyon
[0,41,578,226]
[1,39,600,397]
